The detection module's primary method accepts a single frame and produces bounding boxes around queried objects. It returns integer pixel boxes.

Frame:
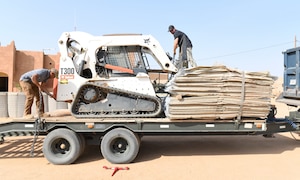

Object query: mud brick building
[0,41,60,92]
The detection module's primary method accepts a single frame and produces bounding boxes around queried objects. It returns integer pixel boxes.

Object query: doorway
[0,73,8,92]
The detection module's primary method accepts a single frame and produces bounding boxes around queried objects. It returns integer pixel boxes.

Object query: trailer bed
[0,116,297,138]
[0,115,299,165]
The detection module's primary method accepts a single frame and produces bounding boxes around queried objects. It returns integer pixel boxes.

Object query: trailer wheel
[101,128,139,164]
[43,128,81,165]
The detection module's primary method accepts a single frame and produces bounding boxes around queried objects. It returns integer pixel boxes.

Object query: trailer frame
[0,108,299,165]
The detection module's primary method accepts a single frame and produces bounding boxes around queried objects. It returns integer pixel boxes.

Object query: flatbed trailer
[0,109,299,165]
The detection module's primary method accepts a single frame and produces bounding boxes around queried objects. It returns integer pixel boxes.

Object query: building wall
[0,41,16,92]
[0,41,60,92]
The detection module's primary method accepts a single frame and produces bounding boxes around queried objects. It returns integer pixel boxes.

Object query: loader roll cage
[67,37,170,80]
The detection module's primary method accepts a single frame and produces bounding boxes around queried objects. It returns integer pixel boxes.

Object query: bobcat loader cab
[56,31,177,118]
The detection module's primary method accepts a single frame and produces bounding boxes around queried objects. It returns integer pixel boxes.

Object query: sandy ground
[1,78,300,180]
[1,133,300,180]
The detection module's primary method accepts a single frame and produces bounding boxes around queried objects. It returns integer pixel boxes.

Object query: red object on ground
[103,166,130,176]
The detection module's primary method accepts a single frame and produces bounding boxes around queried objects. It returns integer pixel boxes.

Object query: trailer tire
[101,128,139,164]
[43,128,81,165]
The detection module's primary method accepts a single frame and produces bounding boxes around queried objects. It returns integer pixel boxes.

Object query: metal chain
[30,118,40,157]
[30,91,43,157]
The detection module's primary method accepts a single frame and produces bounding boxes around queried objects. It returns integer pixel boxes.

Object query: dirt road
[1,132,300,180]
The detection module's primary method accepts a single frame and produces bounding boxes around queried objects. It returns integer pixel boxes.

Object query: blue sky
[1,0,300,76]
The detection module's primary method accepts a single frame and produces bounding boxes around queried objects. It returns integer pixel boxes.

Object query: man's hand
[39,86,48,94]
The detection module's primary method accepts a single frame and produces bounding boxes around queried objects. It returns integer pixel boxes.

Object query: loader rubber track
[71,84,162,118]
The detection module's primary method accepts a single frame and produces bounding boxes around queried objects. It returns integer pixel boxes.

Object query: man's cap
[168,25,175,32]
[50,68,58,79]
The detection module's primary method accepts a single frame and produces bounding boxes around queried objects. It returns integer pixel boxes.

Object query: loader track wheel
[72,84,162,118]
[101,128,140,164]
[43,128,82,165]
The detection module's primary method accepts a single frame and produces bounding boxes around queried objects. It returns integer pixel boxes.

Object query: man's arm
[40,82,55,99]
[31,74,42,89]
[31,74,55,99]
[173,38,179,55]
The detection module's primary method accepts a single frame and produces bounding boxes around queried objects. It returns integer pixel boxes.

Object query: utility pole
[295,35,297,48]
[74,9,77,31]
